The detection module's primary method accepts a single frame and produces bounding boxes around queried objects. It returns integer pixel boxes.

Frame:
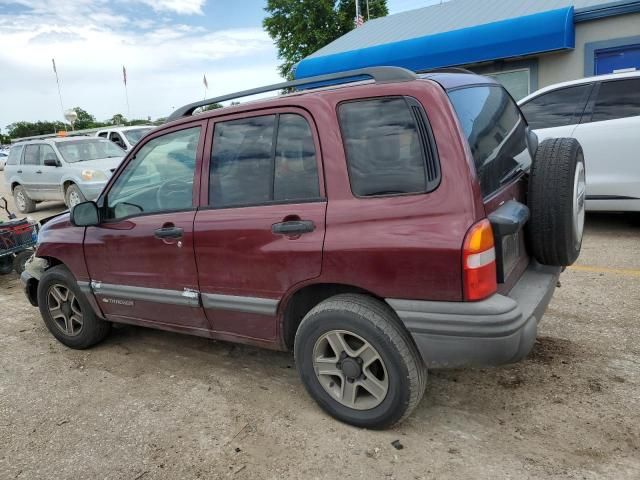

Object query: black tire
[13,185,36,214]
[64,184,86,209]
[0,256,14,275]
[13,250,33,275]
[294,294,426,429]
[37,265,111,349]
[527,137,585,266]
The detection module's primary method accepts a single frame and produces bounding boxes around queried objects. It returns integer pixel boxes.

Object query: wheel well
[63,181,75,194]
[11,182,20,192]
[281,283,386,350]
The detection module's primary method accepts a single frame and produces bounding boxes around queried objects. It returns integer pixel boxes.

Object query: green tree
[72,107,98,129]
[110,113,126,125]
[6,121,68,139]
[264,0,388,80]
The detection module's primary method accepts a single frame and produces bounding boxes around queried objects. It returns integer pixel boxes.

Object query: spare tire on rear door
[527,137,586,267]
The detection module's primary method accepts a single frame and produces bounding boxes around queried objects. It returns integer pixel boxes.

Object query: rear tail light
[462,219,497,301]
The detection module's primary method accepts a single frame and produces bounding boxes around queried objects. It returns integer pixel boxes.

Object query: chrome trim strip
[201,293,278,316]
[77,281,91,295]
[92,283,200,308]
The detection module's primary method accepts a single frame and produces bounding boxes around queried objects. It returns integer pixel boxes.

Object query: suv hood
[72,157,124,173]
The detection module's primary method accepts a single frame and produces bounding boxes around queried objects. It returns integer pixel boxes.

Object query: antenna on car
[166,66,418,123]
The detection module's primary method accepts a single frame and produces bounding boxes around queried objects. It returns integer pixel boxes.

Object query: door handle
[272,220,315,235]
[36,170,42,174]
[17,170,22,173]
[154,225,183,239]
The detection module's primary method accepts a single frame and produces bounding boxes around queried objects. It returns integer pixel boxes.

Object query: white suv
[95,126,154,152]
[519,72,640,212]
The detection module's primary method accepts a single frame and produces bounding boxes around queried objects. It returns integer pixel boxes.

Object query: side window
[6,145,23,166]
[520,84,591,130]
[39,145,58,164]
[106,127,200,220]
[98,132,108,138]
[274,114,320,201]
[23,145,40,166]
[591,79,640,123]
[338,97,436,197]
[109,132,125,149]
[448,85,532,198]
[209,114,320,207]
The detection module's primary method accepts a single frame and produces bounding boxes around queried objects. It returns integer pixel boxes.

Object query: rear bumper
[387,262,561,368]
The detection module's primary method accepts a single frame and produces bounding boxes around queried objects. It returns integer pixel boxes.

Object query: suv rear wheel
[294,294,426,428]
[13,185,35,214]
[37,265,111,349]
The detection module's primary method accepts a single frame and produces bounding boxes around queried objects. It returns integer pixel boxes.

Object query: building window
[486,69,530,101]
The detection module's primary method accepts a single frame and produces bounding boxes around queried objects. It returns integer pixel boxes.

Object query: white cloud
[0,0,281,128]
[136,0,206,15]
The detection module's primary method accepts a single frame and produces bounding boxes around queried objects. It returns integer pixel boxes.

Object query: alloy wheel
[47,284,83,337]
[312,329,389,410]
[573,159,586,248]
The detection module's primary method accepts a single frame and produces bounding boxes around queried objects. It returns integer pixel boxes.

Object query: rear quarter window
[6,145,23,165]
[337,97,439,197]
[448,85,532,198]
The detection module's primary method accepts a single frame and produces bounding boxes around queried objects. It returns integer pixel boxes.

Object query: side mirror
[70,201,100,227]
[44,158,59,167]
[527,127,539,157]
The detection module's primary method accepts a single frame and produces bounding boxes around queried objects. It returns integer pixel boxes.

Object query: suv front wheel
[37,265,111,349]
[294,294,426,428]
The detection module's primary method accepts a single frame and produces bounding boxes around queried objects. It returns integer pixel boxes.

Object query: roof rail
[419,67,476,75]
[166,66,417,123]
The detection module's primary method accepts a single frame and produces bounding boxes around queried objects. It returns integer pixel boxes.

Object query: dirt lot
[1,173,639,480]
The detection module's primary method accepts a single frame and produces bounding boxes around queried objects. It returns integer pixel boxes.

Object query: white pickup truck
[95,126,154,152]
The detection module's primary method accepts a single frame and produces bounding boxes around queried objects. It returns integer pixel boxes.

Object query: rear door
[194,109,326,341]
[84,123,210,331]
[448,85,534,290]
[20,144,43,199]
[571,77,640,207]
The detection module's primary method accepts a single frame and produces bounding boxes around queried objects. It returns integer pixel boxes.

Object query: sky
[0,0,443,131]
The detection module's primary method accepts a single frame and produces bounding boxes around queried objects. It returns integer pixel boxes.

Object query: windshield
[56,139,125,163]
[123,128,152,145]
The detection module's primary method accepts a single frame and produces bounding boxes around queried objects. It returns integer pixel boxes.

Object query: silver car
[3,137,125,213]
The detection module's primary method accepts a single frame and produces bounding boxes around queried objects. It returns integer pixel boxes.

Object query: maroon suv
[22,67,585,428]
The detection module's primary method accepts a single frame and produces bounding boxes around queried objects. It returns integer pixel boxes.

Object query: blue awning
[295,7,575,79]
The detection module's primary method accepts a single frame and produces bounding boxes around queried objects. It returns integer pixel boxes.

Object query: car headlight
[81,169,108,181]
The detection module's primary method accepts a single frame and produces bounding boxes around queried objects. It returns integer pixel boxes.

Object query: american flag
[122,65,127,86]
[203,74,208,89]
[354,14,364,27]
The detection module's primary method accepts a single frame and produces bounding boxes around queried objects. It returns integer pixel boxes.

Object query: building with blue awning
[295,0,640,100]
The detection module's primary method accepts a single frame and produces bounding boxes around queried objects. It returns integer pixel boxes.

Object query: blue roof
[295,7,575,79]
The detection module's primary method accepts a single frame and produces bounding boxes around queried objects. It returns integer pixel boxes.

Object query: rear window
[6,145,23,165]
[338,97,439,197]
[448,85,532,197]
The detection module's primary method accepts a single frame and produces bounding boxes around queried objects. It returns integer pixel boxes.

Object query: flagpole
[52,58,66,129]
[366,0,370,20]
[123,65,130,119]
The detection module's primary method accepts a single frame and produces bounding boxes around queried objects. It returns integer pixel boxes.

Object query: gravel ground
[1,174,639,479]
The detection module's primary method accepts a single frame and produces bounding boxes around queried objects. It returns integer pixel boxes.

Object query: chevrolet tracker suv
[21,67,585,428]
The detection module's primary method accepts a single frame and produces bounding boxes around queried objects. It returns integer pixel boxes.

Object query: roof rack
[166,66,417,123]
